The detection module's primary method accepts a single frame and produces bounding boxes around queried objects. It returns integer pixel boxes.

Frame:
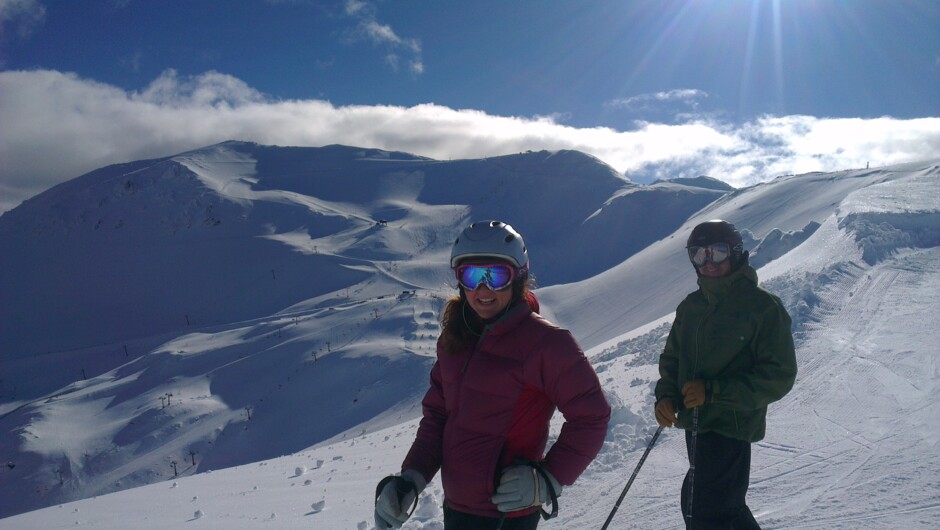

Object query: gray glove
[374,469,426,529]
[491,464,562,513]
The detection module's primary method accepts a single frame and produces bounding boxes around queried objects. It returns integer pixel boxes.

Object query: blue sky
[0,0,938,212]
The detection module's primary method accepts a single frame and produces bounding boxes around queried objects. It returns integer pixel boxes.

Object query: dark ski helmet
[686,219,746,272]
[450,220,529,271]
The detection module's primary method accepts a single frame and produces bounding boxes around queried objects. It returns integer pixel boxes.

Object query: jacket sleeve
[539,328,611,486]
[401,360,446,484]
[711,298,797,410]
[654,314,683,405]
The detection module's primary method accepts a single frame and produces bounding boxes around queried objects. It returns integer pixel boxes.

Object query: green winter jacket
[655,263,797,442]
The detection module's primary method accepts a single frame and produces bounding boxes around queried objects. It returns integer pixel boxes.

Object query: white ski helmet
[450,220,529,269]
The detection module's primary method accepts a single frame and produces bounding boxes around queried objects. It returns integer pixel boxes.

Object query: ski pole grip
[396,478,419,517]
[374,474,419,525]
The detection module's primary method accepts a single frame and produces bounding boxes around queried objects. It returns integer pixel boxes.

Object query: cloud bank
[1,69,938,214]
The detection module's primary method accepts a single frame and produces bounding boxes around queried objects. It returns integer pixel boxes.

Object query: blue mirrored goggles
[688,242,731,266]
[454,263,516,291]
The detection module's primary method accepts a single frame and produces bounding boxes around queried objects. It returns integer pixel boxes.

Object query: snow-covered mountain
[0,141,723,360]
[0,144,937,529]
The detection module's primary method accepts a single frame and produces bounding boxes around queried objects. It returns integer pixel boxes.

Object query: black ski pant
[681,430,761,530]
[443,505,540,530]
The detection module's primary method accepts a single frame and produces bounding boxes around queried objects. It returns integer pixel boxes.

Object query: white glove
[374,469,426,529]
[491,465,562,513]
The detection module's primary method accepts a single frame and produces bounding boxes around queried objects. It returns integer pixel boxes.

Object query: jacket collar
[697,264,758,304]
[481,298,534,337]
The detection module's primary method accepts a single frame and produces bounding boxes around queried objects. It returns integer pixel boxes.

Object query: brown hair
[438,275,535,355]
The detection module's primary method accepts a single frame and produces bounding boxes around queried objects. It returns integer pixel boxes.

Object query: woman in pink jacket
[375,220,611,530]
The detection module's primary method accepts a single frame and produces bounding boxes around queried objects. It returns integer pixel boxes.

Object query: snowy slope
[1,151,938,528]
[538,161,938,349]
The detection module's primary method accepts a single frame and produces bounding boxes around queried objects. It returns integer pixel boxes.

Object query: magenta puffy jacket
[402,299,611,518]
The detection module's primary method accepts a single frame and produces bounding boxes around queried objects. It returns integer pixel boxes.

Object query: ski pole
[599,424,665,530]
[685,406,700,527]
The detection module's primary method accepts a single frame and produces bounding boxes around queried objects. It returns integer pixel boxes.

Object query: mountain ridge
[0,142,725,358]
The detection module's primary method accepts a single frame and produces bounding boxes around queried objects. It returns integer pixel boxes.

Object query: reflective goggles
[687,242,731,267]
[454,263,516,291]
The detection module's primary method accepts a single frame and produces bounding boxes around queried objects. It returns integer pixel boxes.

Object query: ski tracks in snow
[754,247,940,529]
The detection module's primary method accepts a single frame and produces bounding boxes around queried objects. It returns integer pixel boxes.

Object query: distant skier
[654,219,798,529]
[374,220,610,529]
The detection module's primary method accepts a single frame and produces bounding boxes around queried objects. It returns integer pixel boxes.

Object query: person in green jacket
[654,219,797,529]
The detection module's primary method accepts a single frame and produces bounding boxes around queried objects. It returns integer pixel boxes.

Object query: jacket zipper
[692,308,709,380]
[461,326,489,373]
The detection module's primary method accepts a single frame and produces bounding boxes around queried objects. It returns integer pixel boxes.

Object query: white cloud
[343,0,422,74]
[361,20,418,52]
[606,89,709,110]
[0,0,46,39]
[137,69,266,107]
[344,0,369,17]
[1,69,938,213]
